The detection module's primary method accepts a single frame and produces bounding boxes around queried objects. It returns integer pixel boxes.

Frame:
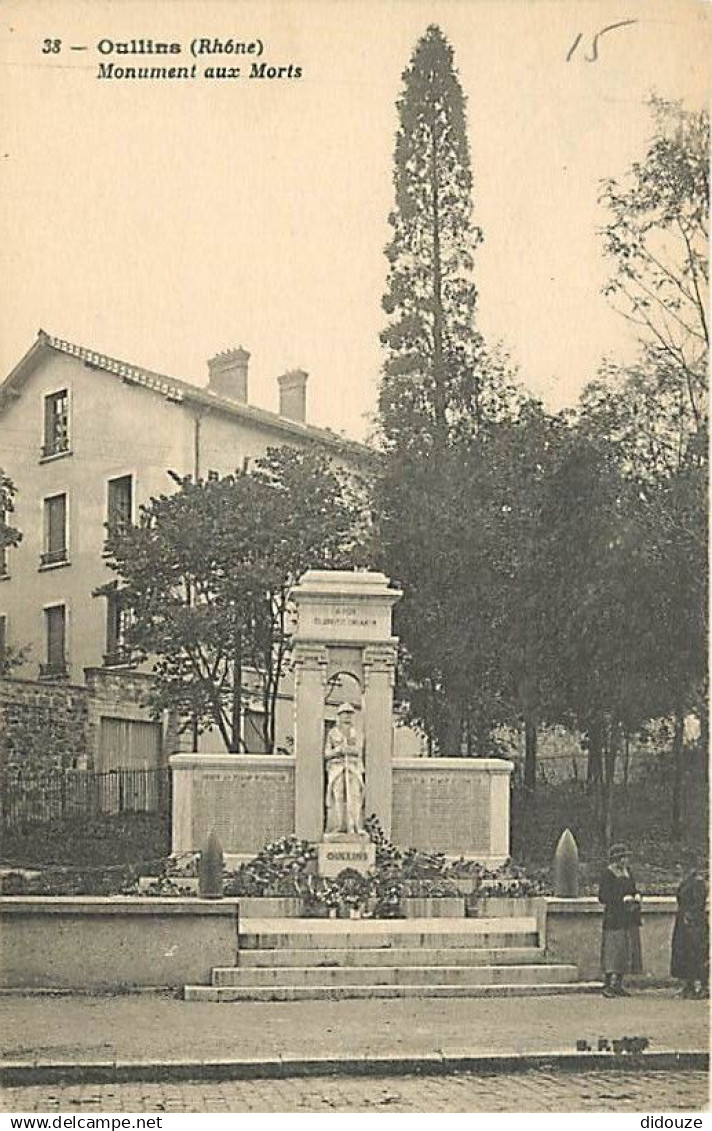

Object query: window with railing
[42,390,70,458]
[41,493,68,566]
[41,604,67,679]
[106,475,133,540]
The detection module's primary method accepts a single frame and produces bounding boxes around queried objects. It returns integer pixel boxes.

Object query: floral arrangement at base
[223,837,316,898]
[126,820,548,911]
[133,875,197,897]
[300,869,374,918]
[448,858,549,899]
[164,853,200,879]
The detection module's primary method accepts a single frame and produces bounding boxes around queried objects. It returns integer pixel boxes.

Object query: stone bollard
[198,830,224,899]
[553,827,579,897]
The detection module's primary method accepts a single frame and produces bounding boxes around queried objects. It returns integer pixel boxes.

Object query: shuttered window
[97,718,162,812]
[42,494,67,565]
[45,605,66,668]
[244,709,268,753]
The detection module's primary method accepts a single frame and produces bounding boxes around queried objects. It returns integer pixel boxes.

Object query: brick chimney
[207,347,250,403]
[277,369,308,423]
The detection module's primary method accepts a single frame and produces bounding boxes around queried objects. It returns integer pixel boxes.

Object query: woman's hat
[608,842,630,862]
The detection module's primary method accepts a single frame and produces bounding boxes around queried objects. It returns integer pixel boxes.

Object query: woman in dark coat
[671,855,709,998]
[599,842,642,998]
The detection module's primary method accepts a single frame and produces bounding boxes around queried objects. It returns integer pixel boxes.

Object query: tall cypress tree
[377,27,523,757]
[380,24,485,450]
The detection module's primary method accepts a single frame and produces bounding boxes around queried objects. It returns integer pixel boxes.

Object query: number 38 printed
[42,39,62,54]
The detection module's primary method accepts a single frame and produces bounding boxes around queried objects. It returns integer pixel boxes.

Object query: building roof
[0,329,371,460]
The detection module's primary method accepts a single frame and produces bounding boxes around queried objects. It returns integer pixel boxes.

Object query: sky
[0,0,709,442]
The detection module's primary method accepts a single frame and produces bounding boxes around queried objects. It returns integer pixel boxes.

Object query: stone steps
[183,915,586,1003]
[184,981,596,1003]
[211,962,577,988]
[236,945,548,968]
[238,917,539,951]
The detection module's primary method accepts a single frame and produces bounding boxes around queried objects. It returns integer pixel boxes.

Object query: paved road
[2,990,708,1064]
[2,1069,708,1113]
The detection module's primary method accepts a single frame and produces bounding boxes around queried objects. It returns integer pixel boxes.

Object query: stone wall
[0,897,239,989]
[544,896,677,984]
[1,669,178,778]
[0,677,89,776]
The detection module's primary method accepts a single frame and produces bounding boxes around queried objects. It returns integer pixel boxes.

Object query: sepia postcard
[0,0,709,1119]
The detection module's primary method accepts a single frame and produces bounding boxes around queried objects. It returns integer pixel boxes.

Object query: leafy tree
[0,642,31,677]
[512,98,711,843]
[104,447,367,753]
[0,470,28,675]
[593,97,709,835]
[246,446,371,751]
[488,405,572,790]
[0,469,21,555]
[533,420,659,843]
[380,440,511,758]
[599,97,708,453]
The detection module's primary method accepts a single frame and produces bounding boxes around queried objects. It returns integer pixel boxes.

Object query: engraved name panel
[297,600,390,642]
[193,766,295,853]
[391,768,490,854]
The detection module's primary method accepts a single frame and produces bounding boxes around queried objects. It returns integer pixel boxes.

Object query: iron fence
[509,745,708,787]
[2,767,171,828]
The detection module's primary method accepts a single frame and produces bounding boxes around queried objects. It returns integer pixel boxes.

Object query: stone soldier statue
[324,702,365,836]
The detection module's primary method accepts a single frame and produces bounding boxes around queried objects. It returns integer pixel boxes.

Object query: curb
[1,1050,707,1087]
[0,980,683,998]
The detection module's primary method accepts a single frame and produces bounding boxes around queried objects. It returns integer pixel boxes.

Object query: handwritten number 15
[566,20,638,63]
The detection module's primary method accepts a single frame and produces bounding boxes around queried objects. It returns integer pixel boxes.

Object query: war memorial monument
[171,569,513,866]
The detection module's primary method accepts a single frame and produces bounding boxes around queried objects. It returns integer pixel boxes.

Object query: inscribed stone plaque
[391,767,490,855]
[298,600,390,642]
[193,766,295,853]
[317,839,376,877]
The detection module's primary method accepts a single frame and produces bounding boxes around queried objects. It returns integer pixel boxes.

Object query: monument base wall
[392,758,513,865]
[171,753,513,864]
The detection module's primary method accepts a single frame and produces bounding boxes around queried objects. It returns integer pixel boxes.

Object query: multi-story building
[0,330,370,751]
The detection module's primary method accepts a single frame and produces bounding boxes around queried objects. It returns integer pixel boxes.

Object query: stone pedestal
[317,835,376,877]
